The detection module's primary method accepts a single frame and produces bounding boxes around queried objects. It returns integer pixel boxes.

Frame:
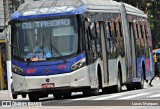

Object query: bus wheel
[53,92,63,100]
[22,94,26,98]
[90,75,100,95]
[116,69,122,93]
[29,93,39,102]
[83,88,99,96]
[136,69,144,89]
[83,80,99,96]
[126,84,135,91]
[91,88,99,95]
[12,94,17,99]
[63,91,72,99]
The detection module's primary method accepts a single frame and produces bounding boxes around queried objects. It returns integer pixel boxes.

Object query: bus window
[135,24,139,38]
[95,22,100,39]
[144,25,148,39]
[140,25,144,39]
[118,22,123,37]
[89,23,98,58]
[110,21,117,38]
[89,23,97,40]
[116,22,121,37]
[95,22,101,53]
[85,24,89,51]
[107,21,117,58]
[114,22,118,37]
[104,21,111,56]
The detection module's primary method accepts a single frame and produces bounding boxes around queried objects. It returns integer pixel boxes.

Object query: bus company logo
[26,68,36,74]
[2,101,12,107]
[45,68,50,73]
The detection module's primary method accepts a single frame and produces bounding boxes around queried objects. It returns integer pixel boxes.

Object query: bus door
[100,22,109,84]
[129,22,137,78]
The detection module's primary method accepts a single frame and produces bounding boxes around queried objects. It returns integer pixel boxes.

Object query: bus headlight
[71,58,86,71]
[12,65,24,76]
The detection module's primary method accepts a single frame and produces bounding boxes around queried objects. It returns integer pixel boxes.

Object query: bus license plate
[41,83,54,88]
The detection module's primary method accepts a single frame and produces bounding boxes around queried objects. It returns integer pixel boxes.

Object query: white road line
[148,94,160,98]
[93,94,124,100]
[73,96,95,100]
[117,93,150,100]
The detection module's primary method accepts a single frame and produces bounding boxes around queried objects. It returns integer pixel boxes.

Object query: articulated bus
[10,0,154,101]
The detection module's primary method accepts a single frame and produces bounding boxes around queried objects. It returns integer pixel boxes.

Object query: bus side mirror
[8,20,11,25]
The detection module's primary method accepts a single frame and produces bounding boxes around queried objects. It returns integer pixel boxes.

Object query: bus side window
[140,25,144,39]
[118,22,123,37]
[110,21,117,38]
[89,22,97,59]
[110,21,117,58]
[84,22,89,51]
[116,22,121,38]
[95,22,101,53]
[144,24,149,57]
[118,21,125,57]
[133,22,140,56]
[135,24,139,38]
[89,23,97,40]
[144,25,147,39]
[104,21,111,58]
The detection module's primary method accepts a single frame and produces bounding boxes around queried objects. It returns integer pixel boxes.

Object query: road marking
[93,94,124,100]
[117,93,150,100]
[148,94,160,98]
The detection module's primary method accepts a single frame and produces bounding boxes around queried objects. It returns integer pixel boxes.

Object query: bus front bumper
[12,66,90,93]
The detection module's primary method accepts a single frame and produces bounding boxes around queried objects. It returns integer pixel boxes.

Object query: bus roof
[11,0,146,20]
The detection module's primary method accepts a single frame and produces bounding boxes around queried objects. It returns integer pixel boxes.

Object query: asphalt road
[41,80,160,106]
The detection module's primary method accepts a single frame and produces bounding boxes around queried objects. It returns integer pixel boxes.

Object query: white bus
[8,0,154,101]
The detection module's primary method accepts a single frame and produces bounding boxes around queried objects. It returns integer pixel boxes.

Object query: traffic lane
[42,99,160,106]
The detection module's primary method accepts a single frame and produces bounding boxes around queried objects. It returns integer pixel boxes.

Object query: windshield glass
[12,16,78,61]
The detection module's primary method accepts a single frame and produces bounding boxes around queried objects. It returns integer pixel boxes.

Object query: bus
[9,0,154,101]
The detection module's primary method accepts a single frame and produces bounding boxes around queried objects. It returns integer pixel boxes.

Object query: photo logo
[2,101,12,107]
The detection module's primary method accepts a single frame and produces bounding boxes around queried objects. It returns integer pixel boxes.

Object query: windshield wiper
[50,43,67,63]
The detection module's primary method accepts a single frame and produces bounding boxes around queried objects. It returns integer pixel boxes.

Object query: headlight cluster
[71,58,86,71]
[12,65,24,76]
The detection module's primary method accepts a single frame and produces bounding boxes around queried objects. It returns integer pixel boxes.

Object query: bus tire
[90,71,100,96]
[136,68,144,89]
[63,91,72,99]
[12,94,17,99]
[116,69,122,93]
[53,92,63,100]
[29,93,39,102]
[102,86,114,94]
[22,94,26,98]
[91,88,99,95]
[83,88,99,96]
[83,76,99,96]
[126,84,135,91]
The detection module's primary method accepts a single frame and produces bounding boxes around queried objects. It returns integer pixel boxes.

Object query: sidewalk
[0,90,10,100]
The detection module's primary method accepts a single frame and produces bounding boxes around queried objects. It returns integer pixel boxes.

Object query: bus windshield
[12,16,78,61]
